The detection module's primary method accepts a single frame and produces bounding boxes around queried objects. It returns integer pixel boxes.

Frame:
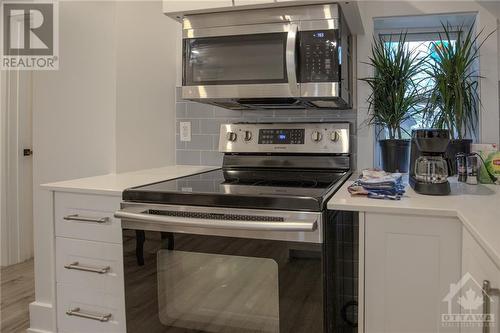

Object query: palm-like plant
[425,23,493,140]
[361,33,427,140]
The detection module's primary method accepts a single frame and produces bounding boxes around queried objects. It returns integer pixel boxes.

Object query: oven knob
[226,132,237,142]
[244,130,252,142]
[311,131,323,142]
[330,131,341,142]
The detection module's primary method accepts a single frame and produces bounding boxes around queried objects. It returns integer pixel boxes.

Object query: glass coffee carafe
[409,129,451,195]
[414,155,449,184]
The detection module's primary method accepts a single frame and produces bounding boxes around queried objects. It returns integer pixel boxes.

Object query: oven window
[158,250,279,332]
[123,231,324,333]
[183,33,288,86]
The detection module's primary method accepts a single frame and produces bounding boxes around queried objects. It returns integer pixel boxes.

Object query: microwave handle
[286,24,299,96]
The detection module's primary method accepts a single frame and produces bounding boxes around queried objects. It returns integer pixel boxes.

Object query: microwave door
[182,24,299,100]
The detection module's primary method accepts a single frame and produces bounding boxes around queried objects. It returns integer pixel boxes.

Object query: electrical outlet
[180,122,191,142]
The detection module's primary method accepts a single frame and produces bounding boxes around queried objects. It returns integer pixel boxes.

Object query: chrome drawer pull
[64,261,110,274]
[482,280,500,333]
[66,307,112,322]
[63,214,109,224]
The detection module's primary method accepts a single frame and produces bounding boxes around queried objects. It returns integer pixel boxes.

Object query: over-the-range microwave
[181,4,352,110]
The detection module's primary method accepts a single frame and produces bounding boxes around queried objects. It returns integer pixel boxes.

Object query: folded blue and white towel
[348,169,405,200]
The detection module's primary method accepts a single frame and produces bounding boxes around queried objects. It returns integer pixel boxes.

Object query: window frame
[372,27,479,169]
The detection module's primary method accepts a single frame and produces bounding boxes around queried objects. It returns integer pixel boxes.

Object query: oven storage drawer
[56,284,126,333]
[56,237,124,294]
[55,192,121,243]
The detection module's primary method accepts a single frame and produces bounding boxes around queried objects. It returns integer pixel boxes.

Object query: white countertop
[328,177,500,270]
[41,165,219,196]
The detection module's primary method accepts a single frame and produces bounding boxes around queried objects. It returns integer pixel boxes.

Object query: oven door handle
[286,23,299,97]
[114,210,317,232]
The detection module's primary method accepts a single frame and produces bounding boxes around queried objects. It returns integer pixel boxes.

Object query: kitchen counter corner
[328,176,500,270]
[40,165,219,196]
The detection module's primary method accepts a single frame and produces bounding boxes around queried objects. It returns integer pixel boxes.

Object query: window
[379,33,457,138]
[371,13,479,169]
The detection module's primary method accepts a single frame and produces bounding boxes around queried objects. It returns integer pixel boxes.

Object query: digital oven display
[258,129,305,144]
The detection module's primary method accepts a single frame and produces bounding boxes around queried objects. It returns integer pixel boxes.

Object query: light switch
[180,122,191,142]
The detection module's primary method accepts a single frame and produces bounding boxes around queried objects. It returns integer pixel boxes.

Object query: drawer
[55,192,122,243]
[56,237,124,294]
[56,284,126,333]
[461,228,500,333]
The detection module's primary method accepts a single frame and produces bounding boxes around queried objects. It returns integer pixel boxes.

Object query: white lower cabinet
[56,238,124,294]
[363,212,462,333]
[54,191,125,333]
[55,192,122,243]
[56,284,126,333]
[461,227,500,333]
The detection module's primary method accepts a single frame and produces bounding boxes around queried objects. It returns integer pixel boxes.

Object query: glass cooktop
[123,168,350,212]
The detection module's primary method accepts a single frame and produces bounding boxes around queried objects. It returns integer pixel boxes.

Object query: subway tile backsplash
[175,88,358,168]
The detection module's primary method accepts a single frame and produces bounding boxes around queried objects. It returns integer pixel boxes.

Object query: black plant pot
[446,139,472,176]
[380,139,411,173]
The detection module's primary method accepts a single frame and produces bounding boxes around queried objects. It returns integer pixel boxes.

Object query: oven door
[182,23,299,100]
[116,203,324,333]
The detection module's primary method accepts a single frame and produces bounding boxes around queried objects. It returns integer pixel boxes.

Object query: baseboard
[27,329,53,333]
[28,301,55,333]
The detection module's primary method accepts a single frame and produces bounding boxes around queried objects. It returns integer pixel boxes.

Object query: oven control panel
[219,123,349,154]
[258,129,305,145]
[300,30,340,83]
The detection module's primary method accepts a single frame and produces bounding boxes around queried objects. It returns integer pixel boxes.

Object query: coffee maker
[409,129,451,195]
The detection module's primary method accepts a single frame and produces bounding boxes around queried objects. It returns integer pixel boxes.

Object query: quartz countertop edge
[328,176,500,271]
[40,165,219,196]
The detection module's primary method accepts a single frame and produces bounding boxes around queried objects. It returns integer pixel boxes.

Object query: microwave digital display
[299,29,340,83]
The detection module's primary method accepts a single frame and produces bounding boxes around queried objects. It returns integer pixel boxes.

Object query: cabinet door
[163,0,233,15]
[462,228,500,333]
[364,213,461,333]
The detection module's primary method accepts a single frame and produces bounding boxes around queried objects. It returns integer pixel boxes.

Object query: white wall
[31,1,177,331]
[356,1,500,170]
[115,1,177,172]
[0,66,7,266]
[32,3,117,330]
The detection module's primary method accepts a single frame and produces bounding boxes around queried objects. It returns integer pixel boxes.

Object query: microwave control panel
[299,30,340,83]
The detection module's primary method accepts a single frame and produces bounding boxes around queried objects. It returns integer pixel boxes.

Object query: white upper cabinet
[163,0,363,35]
[234,0,274,6]
[163,0,234,17]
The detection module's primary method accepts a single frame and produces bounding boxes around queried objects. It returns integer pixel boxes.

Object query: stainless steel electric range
[115,123,359,333]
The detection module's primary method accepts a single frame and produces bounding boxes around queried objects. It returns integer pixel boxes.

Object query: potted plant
[425,23,493,174]
[361,33,427,173]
